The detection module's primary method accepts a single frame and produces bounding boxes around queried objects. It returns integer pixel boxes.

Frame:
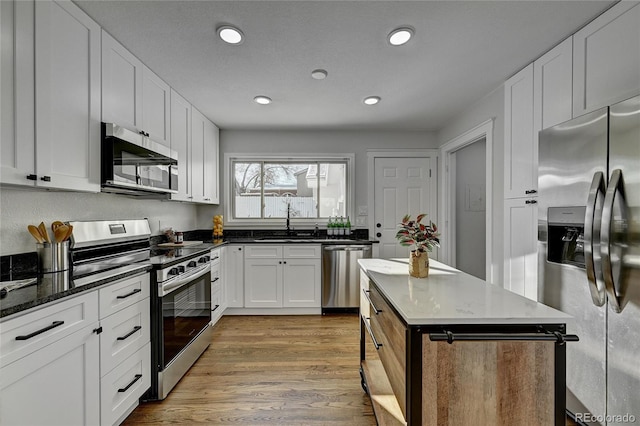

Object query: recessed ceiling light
[388,27,414,46]
[218,25,244,45]
[311,69,328,80]
[363,96,381,105]
[254,95,272,105]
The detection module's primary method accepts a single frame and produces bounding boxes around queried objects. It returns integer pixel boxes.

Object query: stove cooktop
[149,245,212,267]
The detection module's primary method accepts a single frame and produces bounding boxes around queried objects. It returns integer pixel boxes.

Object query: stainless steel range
[68,219,213,401]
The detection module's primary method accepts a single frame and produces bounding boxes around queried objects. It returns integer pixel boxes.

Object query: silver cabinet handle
[601,169,628,313]
[362,289,381,314]
[363,317,382,350]
[584,171,606,306]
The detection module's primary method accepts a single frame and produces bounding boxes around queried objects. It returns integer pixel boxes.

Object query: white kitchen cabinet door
[142,65,171,147]
[170,89,192,201]
[0,324,100,426]
[204,120,220,204]
[0,0,36,186]
[191,107,206,203]
[244,258,282,308]
[4,0,102,191]
[101,30,143,133]
[224,245,245,308]
[534,37,573,131]
[504,64,536,199]
[573,2,640,116]
[282,258,321,308]
[503,198,538,301]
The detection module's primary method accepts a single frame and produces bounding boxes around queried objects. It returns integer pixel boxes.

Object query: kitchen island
[358,258,574,426]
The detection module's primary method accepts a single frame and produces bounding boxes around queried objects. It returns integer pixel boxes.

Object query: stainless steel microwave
[101,123,178,196]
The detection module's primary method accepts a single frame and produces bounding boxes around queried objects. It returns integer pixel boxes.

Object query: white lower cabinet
[98,273,151,426]
[503,198,538,301]
[244,245,321,308]
[224,245,245,308]
[0,293,101,426]
[211,247,225,325]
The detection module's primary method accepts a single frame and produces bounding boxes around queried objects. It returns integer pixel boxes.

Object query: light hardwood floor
[123,314,376,425]
[123,314,578,425]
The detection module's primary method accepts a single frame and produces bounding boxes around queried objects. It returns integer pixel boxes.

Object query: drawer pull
[212,277,220,283]
[116,288,142,299]
[15,321,64,340]
[117,325,142,341]
[118,374,143,393]
[363,317,382,350]
[212,256,220,261]
[362,289,381,314]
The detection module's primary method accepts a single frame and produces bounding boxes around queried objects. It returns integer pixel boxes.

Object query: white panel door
[191,107,206,203]
[373,157,433,259]
[283,259,321,308]
[503,198,537,300]
[224,246,244,308]
[170,89,192,201]
[34,0,101,191]
[533,37,573,131]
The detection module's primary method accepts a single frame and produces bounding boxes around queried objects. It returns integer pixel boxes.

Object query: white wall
[437,85,505,285]
[0,187,198,255]
[197,129,437,228]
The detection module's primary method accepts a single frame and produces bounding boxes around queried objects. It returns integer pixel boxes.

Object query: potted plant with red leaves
[395,213,440,277]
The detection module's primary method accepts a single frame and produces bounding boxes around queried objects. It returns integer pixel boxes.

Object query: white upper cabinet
[1,0,100,192]
[504,64,535,199]
[190,107,219,204]
[534,37,573,131]
[102,30,171,147]
[170,89,192,201]
[573,2,640,116]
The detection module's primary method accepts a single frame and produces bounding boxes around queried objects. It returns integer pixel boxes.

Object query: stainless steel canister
[36,241,70,273]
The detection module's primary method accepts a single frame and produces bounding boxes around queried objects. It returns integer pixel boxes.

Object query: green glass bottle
[345,216,351,237]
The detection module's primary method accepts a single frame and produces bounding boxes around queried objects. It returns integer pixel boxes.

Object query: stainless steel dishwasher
[321,244,372,314]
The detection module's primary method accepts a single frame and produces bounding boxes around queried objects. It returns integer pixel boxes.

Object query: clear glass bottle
[327,217,334,237]
[338,216,345,236]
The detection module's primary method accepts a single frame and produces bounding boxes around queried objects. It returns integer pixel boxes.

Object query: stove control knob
[169,267,179,276]
[177,265,186,273]
[204,256,211,262]
[198,256,208,263]
[188,261,197,268]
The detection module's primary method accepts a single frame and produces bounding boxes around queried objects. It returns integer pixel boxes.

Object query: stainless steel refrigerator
[538,95,639,425]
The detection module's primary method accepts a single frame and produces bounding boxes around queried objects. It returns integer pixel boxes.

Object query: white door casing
[368,151,438,260]
[440,119,494,283]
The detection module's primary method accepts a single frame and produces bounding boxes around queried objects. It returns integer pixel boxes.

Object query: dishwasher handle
[322,245,372,251]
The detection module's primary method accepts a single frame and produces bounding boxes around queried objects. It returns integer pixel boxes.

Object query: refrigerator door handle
[601,169,628,313]
[584,171,607,306]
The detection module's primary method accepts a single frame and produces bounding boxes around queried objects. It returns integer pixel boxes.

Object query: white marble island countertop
[359,258,571,326]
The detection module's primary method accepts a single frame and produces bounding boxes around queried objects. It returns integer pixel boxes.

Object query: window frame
[224,153,355,228]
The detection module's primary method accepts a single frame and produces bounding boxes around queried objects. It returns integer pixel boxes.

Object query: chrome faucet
[286,203,291,235]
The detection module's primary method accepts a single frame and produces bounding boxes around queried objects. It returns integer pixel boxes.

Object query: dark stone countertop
[0,265,153,320]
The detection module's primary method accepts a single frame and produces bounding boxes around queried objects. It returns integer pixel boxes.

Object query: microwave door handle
[584,171,607,306]
[601,169,627,313]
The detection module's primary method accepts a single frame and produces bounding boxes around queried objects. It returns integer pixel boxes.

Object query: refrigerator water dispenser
[547,206,587,268]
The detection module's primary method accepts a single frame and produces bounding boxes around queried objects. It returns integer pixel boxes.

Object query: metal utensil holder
[37,241,70,273]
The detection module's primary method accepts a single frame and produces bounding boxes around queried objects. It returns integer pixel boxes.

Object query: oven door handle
[160,265,211,296]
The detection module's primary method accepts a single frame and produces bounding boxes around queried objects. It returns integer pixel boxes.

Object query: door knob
[376,232,382,238]
[376,223,381,228]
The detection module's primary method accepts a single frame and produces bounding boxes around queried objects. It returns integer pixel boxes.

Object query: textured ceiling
[74,0,614,131]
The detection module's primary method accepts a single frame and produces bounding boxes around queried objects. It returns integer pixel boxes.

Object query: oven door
[159,267,211,370]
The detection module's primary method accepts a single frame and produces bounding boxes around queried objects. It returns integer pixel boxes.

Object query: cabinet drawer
[99,273,150,318]
[0,291,99,367]
[100,342,151,426]
[284,245,320,259]
[210,248,222,266]
[100,299,150,376]
[211,261,221,282]
[369,283,407,417]
[244,245,283,259]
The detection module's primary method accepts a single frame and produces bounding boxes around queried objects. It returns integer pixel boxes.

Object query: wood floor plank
[122,314,376,425]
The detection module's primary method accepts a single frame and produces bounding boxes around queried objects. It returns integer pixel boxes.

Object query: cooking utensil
[64,225,73,242]
[51,221,64,232]
[54,225,69,243]
[38,222,50,243]
[28,225,45,243]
